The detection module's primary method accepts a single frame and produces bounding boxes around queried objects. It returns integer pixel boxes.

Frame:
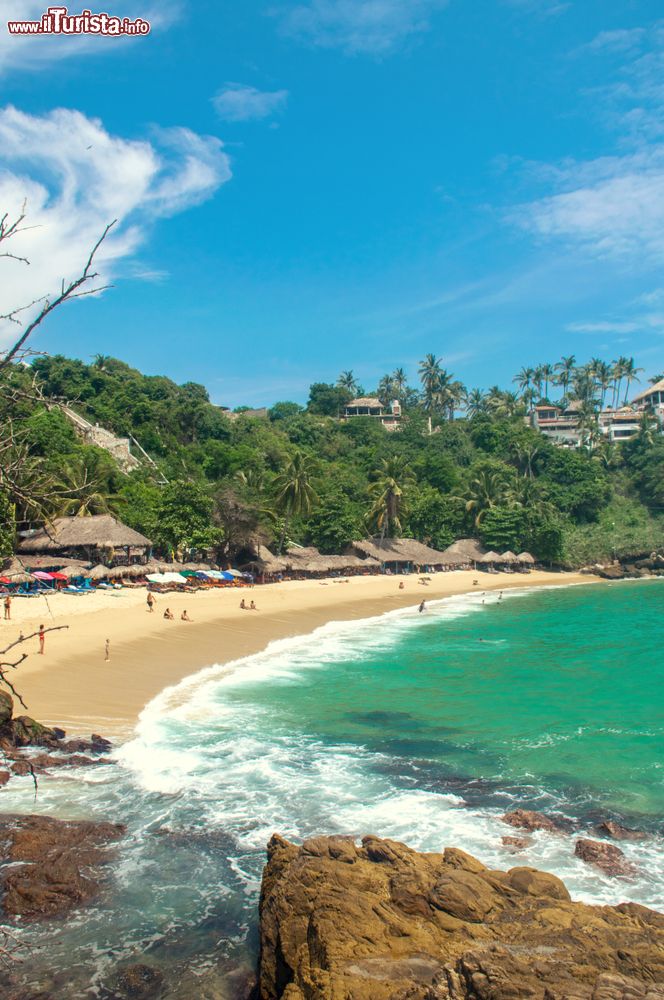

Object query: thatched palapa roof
[351,538,451,566]
[479,551,502,564]
[440,539,488,565]
[18,515,152,553]
[517,552,535,565]
[501,551,519,564]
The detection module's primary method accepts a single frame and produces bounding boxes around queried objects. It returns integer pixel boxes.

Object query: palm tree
[635,412,657,448]
[443,379,465,420]
[418,354,445,413]
[593,360,613,411]
[234,468,266,493]
[337,370,358,394]
[392,367,408,399]
[464,388,486,418]
[513,367,534,395]
[554,355,576,400]
[92,354,111,370]
[648,373,664,385]
[367,456,415,539]
[54,462,121,517]
[273,452,318,554]
[532,365,544,399]
[622,357,644,404]
[611,356,630,408]
[377,374,396,407]
[512,442,539,479]
[464,470,509,528]
[540,363,555,400]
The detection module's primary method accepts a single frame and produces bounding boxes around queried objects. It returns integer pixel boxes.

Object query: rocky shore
[581,552,664,580]
[254,834,664,1000]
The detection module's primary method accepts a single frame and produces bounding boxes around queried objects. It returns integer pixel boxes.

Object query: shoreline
[5,570,603,739]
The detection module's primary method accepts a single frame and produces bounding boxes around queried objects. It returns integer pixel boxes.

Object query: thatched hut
[17,515,151,565]
[479,551,502,565]
[350,538,452,571]
[500,551,519,564]
[440,539,488,567]
[60,564,92,579]
[517,552,535,565]
[89,564,113,581]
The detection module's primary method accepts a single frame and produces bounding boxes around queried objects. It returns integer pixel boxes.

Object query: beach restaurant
[17,514,152,566]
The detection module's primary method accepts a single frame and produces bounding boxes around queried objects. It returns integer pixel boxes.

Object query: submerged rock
[109,963,164,999]
[596,820,647,842]
[255,833,664,1000]
[501,808,567,833]
[0,814,125,919]
[575,838,638,877]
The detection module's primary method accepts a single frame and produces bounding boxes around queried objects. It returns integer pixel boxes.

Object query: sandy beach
[2,570,600,739]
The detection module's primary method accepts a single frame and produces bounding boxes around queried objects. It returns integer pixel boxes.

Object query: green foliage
[562,497,664,566]
[307,383,352,416]
[152,480,220,555]
[404,487,465,550]
[480,506,527,552]
[0,490,15,560]
[2,353,660,570]
[305,488,364,554]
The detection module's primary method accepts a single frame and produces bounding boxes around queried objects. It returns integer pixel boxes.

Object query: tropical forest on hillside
[1,352,663,567]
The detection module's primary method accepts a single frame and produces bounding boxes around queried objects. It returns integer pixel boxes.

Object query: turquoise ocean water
[2,580,663,997]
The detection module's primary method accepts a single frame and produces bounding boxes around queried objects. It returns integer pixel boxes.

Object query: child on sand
[181,610,192,621]
[163,608,174,620]
[3,595,11,620]
[249,600,257,610]
[38,624,45,654]
[240,599,247,610]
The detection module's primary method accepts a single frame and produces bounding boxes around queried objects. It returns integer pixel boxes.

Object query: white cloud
[1,0,180,75]
[279,0,447,55]
[566,321,640,334]
[517,150,664,260]
[582,27,646,55]
[213,84,289,122]
[0,106,231,346]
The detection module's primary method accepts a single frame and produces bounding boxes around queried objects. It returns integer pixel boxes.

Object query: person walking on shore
[38,624,45,655]
[3,595,11,620]
[419,600,426,614]
[105,639,110,662]
[147,592,156,613]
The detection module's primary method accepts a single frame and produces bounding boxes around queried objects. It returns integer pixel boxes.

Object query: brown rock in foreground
[0,814,125,919]
[501,808,567,833]
[255,834,664,1000]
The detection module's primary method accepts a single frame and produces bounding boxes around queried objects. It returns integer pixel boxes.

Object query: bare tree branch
[0,219,117,373]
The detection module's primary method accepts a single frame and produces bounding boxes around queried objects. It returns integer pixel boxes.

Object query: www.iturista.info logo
[7,6,151,35]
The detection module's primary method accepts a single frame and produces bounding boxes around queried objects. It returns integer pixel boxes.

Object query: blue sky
[1,0,663,405]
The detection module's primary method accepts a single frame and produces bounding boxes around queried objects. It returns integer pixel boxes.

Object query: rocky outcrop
[0,691,112,787]
[575,838,638,877]
[0,814,125,919]
[597,820,647,842]
[501,808,568,833]
[255,834,664,1000]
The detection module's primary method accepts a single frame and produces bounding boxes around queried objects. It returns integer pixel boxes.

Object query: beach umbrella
[32,570,54,580]
[500,551,519,564]
[517,552,535,565]
[219,571,235,581]
[479,551,502,564]
[50,572,68,582]
[181,570,198,577]
[0,576,10,585]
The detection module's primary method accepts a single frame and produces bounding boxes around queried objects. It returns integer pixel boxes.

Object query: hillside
[1,354,663,567]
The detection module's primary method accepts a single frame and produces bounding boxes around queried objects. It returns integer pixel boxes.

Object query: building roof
[479,551,502,563]
[346,397,383,409]
[633,379,664,402]
[17,515,152,553]
[440,538,488,564]
[352,537,454,565]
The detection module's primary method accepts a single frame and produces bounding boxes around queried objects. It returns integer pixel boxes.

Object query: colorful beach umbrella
[32,571,54,580]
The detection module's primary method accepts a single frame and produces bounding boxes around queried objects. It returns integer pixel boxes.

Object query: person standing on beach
[105,639,110,662]
[147,592,156,613]
[38,624,45,655]
[419,600,426,614]
[3,595,11,620]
